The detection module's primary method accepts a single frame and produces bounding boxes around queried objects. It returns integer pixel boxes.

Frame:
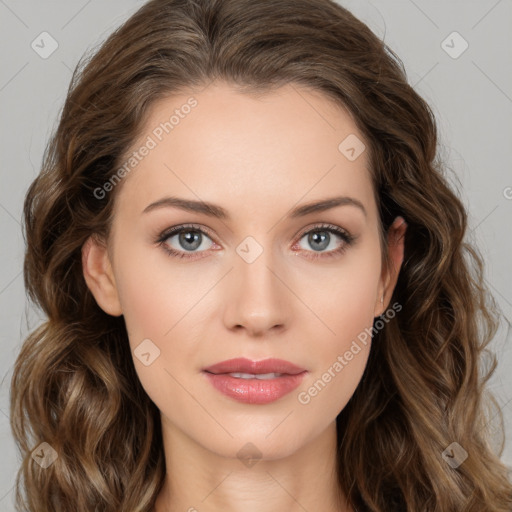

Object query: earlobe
[375,216,407,317]
[82,235,123,316]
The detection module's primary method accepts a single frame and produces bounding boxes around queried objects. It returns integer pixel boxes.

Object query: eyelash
[155,223,356,261]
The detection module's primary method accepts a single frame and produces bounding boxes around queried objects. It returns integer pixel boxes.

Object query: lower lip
[203,371,307,404]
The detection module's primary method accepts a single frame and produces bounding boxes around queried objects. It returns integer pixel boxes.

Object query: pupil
[309,231,329,251]
[179,231,201,250]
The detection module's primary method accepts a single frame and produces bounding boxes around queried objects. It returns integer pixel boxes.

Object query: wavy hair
[10,0,512,510]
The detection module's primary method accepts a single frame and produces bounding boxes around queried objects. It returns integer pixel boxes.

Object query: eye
[155,222,356,261]
[156,224,217,259]
[293,223,355,260]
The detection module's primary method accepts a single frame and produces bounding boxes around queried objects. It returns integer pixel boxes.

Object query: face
[83,81,405,461]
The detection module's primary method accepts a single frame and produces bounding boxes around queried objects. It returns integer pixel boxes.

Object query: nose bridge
[224,235,290,333]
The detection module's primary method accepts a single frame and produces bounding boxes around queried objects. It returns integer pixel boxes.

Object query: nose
[222,247,291,337]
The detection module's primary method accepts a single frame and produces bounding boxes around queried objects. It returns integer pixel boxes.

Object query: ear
[82,235,123,316]
[374,216,407,317]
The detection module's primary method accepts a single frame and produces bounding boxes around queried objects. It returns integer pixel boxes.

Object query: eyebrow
[142,195,367,219]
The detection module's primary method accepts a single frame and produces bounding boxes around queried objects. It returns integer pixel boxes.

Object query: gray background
[0,0,511,508]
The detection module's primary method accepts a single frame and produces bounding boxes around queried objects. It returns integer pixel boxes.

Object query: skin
[82,81,406,512]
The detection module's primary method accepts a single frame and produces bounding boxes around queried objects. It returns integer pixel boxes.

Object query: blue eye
[156,223,355,260]
[156,224,215,259]
[293,224,355,260]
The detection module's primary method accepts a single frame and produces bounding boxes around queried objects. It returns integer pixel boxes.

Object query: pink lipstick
[202,357,307,404]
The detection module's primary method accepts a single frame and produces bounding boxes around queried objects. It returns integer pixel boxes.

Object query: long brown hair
[11,0,512,510]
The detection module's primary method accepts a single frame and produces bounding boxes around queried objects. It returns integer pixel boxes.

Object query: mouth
[202,358,308,404]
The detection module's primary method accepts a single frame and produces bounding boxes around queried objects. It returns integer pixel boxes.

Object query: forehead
[113,81,376,222]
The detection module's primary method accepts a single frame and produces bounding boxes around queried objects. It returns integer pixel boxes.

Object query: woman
[10,0,512,510]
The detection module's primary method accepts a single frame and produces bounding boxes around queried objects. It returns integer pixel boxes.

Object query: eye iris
[309,231,330,251]
[179,231,202,250]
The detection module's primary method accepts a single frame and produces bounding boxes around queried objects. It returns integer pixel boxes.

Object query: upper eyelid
[295,223,350,238]
[158,223,214,239]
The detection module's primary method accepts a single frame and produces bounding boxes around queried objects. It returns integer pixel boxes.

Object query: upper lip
[203,357,306,375]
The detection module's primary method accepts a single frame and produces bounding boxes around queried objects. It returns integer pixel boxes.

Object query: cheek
[115,270,171,344]
[111,242,214,393]
[113,240,196,341]
[295,248,381,413]
[112,255,189,411]
[298,245,382,349]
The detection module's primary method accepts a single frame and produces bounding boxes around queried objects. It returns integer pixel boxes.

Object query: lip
[202,357,306,375]
[202,358,308,405]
